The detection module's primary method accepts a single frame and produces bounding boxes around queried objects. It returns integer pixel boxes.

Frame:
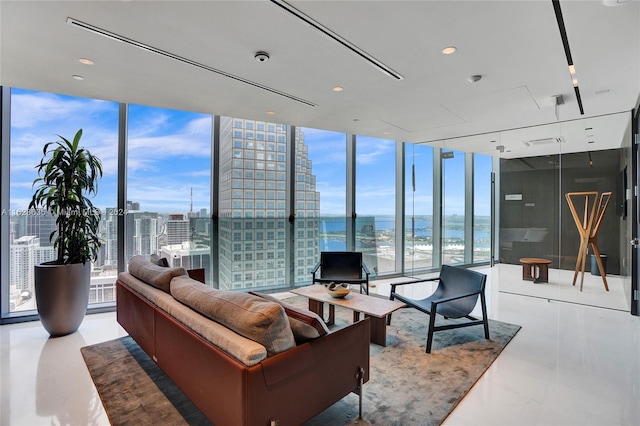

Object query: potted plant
[28,129,102,336]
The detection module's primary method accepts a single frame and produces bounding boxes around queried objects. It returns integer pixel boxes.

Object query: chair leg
[480,292,490,339]
[426,312,436,353]
[387,293,395,325]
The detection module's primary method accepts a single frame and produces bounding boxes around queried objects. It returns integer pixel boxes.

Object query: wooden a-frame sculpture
[565,191,612,291]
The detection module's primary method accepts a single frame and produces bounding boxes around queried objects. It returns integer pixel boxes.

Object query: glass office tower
[217,117,319,290]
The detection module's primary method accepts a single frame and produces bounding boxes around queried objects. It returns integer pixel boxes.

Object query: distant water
[318,215,490,251]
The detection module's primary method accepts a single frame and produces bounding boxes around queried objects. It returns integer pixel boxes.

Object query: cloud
[10,91,115,130]
[355,138,395,165]
[185,116,213,136]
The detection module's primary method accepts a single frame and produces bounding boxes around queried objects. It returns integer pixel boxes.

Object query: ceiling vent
[269,0,404,81]
[66,17,317,107]
[523,137,565,147]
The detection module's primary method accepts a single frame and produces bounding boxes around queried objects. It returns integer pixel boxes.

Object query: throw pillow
[128,255,186,293]
[171,276,296,356]
[250,291,329,344]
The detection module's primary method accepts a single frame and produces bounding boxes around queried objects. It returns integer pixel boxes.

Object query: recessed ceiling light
[72,75,84,80]
[468,75,482,83]
[442,46,457,55]
[333,86,344,92]
[267,111,276,115]
[383,131,391,135]
[78,58,94,65]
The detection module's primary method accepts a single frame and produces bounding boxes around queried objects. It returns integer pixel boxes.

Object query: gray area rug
[81,296,520,425]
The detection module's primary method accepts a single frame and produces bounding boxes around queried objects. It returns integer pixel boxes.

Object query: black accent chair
[388,265,489,353]
[311,251,371,295]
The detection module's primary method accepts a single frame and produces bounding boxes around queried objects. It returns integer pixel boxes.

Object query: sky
[9,87,490,218]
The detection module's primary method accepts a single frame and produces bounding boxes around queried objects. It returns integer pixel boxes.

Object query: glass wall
[126,104,212,281]
[404,143,435,273]
[355,136,396,275]
[1,86,502,320]
[8,88,119,312]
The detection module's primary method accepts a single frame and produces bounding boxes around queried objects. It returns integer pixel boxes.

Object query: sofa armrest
[259,319,370,385]
[187,268,205,283]
[245,318,371,425]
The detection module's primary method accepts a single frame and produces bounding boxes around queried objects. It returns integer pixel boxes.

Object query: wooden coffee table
[519,257,552,283]
[290,284,405,346]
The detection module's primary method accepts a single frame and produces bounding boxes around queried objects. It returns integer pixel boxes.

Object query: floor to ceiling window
[218,117,305,290]
[441,148,466,265]
[301,127,346,250]
[8,88,119,313]
[126,104,212,282]
[356,135,396,276]
[405,143,435,273]
[2,87,502,321]
[473,154,492,263]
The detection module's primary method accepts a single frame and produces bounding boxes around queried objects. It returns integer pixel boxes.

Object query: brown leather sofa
[116,256,370,425]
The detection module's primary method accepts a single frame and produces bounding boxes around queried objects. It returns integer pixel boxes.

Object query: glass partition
[495,112,632,311]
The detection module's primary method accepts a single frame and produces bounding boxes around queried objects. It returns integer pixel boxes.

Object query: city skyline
[6,86,492,311]
[8,87,485,218]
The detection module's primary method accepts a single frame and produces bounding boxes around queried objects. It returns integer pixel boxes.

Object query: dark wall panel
[500,149,622,275]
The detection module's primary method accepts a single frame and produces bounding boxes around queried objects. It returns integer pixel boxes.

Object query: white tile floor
[1,265,639,425]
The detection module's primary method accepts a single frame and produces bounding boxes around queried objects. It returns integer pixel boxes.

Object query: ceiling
[1,0,639,159]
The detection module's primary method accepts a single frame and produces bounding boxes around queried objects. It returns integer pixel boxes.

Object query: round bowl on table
[325,283,351,298]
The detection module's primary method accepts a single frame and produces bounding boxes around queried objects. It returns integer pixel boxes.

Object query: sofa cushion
[250,291,329,344]
[171,276,296,356]
[118,272,268,366]
[128,255,186,293]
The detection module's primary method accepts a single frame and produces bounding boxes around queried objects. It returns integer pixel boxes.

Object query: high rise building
[217,117,319,290]
[9,236,55,298]
[25,211,57,247]
[102,208,119,266]
[103,207,160,264]
[128,211,159,259]
[161,241,210,275]
[166,213,190,246]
